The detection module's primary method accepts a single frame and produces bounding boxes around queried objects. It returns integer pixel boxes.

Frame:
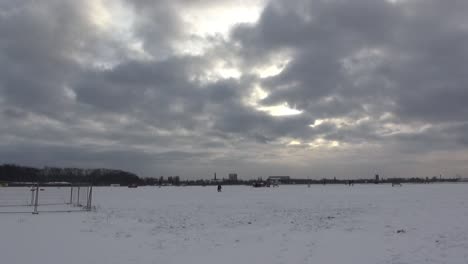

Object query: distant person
[217,184,222,192]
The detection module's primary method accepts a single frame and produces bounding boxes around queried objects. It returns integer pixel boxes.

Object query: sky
[1,0,468,180]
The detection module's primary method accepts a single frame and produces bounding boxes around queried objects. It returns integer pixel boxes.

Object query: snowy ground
[1,184,468,264]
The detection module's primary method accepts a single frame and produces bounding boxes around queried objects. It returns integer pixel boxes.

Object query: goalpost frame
[29,183,93,214]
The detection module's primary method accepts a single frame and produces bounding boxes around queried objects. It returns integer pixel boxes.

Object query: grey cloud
[0,0,129,118]
[212,105,314,142]
[1,0,468,179]
[73,54,314,143]
[232,0,468,147]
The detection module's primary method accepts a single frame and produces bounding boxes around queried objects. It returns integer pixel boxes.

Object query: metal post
[69,187,73,204]
[84,186,89,210]
[30,188,35,206]
[77,186,80,206]
[32,184,39,214]
[86,186,93,211]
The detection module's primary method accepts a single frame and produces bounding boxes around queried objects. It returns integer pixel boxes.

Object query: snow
[1,184,468,264]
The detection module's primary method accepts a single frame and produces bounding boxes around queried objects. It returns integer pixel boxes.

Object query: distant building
[173,176,180,185]
[210,172,221,183]
[267,176,290,184]
[228,173,238,181]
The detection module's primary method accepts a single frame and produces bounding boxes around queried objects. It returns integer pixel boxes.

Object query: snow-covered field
[1,184,468,264]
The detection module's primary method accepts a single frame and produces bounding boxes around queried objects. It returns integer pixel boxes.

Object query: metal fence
[0,185,93,214]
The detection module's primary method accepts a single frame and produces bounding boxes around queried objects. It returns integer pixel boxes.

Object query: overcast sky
[1,0,468,179]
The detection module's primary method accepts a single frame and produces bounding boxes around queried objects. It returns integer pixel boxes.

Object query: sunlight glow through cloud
[181,1,266,37]
[88,0,112,29]
[253,52,292,78]
[247,86,304,117]
[258,104,303,116]
[288,140,301,145]
[308,138,341,149]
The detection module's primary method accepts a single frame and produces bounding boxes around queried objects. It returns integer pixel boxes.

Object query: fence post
[32,184,39,214]
[86,186,89,205]
[77,186,80,206]
[30,188,35,206]
[86,186,93,211]
[69,187,73,204]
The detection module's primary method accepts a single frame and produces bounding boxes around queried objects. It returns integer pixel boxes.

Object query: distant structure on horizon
[228,173,238,182]
[267,176,290,184]
[211,172,221,183]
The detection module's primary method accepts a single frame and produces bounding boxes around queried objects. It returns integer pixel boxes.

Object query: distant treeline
[1,164,461,187]
[0,164,140,186]
[282,177,460,185]
[142,176,461,186]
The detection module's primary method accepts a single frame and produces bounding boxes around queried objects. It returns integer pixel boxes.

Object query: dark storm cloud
[212,0,468,179]
[74,55,314,142]
[212,104,314,142]
[1,0,468,178]
[0,0,299,175]
[125,0,184,58]
[74,57,241,131]
[231,0,468,149]
[0,0,214,175]
[0,0,131,118]
[0,1,79,114]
